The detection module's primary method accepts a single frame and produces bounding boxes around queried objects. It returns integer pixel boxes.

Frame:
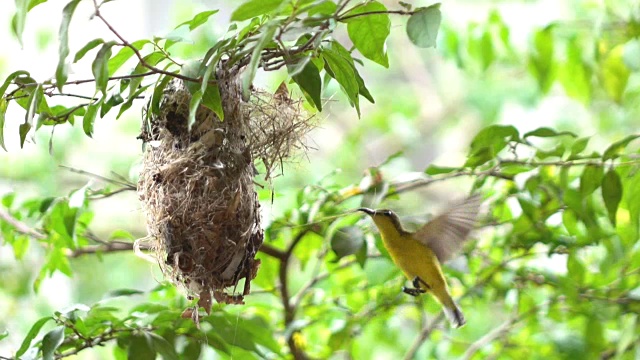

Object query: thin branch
[67,240,138,258]
[259,243,286,260]
[0,207,46,239]
[90,0,199,84]
[279,229,311,360]
[337,9,415,22]
[60,165,136,189]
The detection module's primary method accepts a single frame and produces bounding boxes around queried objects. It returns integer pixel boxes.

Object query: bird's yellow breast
[373,217,448,291]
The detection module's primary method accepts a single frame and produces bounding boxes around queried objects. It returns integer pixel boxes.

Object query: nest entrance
[137,74,312,308]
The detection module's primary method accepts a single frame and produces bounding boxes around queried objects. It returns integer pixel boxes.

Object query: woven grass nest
[137,72,312,310]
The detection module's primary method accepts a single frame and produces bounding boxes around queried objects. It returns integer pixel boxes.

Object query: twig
[337,9,415,22]
[90,0,198,84]
[67,240,139,258]
[279,229,311,360]
[0,207,46,239]
[60,165,136,189]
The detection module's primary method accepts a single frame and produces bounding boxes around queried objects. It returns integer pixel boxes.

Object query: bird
[357,194,481,328]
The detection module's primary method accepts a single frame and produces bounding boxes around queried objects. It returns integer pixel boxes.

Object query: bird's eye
[382,210,393,216]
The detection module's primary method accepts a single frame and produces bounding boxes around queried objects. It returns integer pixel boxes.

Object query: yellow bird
[357,194,481,328]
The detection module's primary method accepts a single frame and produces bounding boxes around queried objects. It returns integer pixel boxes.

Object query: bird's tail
[443,302,466,328]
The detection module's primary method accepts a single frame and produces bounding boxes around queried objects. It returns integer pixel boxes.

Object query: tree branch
[336,9,415,22]
[90,0,199,84]
[0,207,46,239]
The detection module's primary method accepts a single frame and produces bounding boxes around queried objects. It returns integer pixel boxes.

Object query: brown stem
[90,0,198,84]
[279,229,311,360]
[337,9,415,22]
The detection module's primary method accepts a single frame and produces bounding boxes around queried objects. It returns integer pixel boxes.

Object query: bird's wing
[414,194,482,263]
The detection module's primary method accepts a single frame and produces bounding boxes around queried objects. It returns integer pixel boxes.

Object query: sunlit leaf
[73,38,104,63]
[344,1,390,67]
[83,99,101,137]
[602,169,622,226]
[176,10,219,30]
[528,26,555,93]
[241,23,277,100]
[579,165,603,196]
[231,0,285,21]
[601,45,630,102]
[524,127,576,138]
[92,43,115,97]
[603,135,640,160]
[16,317,53,357]
[55,0,81,92]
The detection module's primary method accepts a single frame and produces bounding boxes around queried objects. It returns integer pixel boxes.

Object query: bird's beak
[356,207,375,215]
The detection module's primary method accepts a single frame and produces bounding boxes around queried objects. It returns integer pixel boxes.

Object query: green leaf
[12,0,29,47]
[0,330,8,341]
[559,38,591,104]
[406,4,442,48]
[73,38,104,63]
[602,169,622,226]
[176,10,219,30]
[42,326,65,360]
[92,43,115,97]
[524,127,576,138]
[188,89,203,131]
[425,165,457,175]
[148,333,179,360]
[198,54,224,121]
[241,23,277,100]
[306,1,337,16]
[55,0,81,92]
[108,40,149,75]
[231,0,285,21]
[19,121,32,148]
[323,46,360,114]
[331,226,365,260]
[16,316,52,356]
[528,26,555,93]
[466,125,519,166]
[117,85,149,119]
[105,288,145,298]
[501,164,534,176]
[602,45,630,102]
[344,1,390,67]
[128,334,156,360]
[579,165,603,196]
[569,137,590,159]
[0,70,30,96]
[0,99,8,151]
[603,134,640,161]
[287,55,311,78]
[567,252,586,284]
[83,99,101,137]
[202,84,224,120]
[290,61,322,111]
[100,93,124,118]
[151,75,172,114]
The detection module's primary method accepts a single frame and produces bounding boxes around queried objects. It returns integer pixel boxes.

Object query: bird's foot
[402,277,430,297]
[402,286,425,297]
[413,276,430,290]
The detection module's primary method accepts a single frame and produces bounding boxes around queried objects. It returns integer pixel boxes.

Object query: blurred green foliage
[1,0,640,359]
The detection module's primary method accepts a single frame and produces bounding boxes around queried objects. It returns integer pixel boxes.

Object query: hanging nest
[137,71,313,309]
